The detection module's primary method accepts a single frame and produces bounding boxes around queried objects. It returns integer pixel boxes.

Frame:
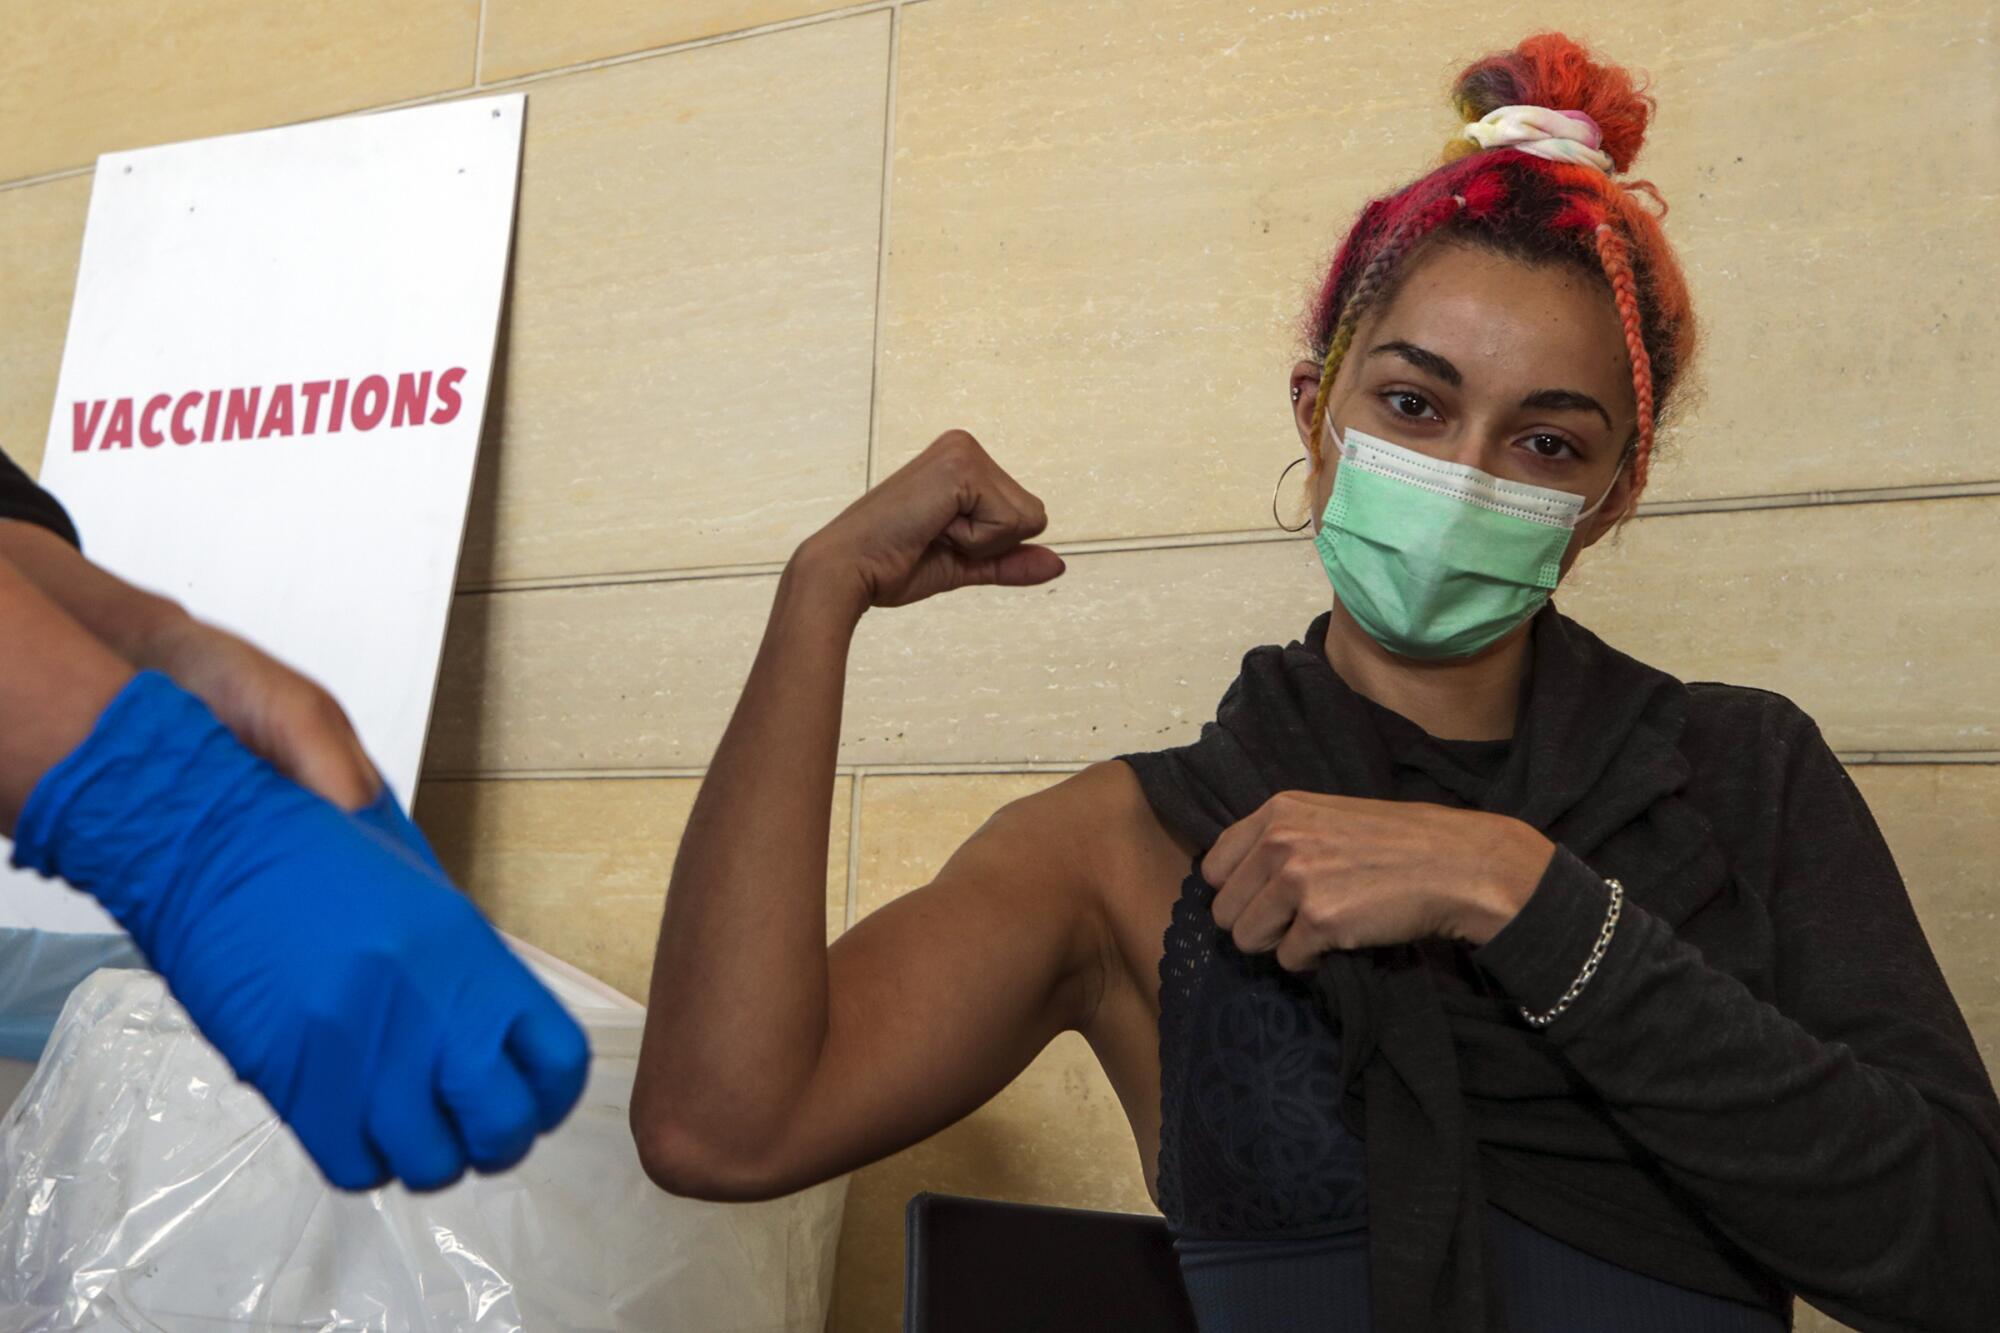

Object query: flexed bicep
[649,766,1121,1202]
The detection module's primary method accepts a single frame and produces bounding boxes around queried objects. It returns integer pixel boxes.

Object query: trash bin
[0,937,847,1332]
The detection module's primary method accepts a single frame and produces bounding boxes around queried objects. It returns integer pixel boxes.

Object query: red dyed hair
[1300,33,1697,512]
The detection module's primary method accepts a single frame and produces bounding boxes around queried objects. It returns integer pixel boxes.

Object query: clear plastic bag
[0,950,848,1332]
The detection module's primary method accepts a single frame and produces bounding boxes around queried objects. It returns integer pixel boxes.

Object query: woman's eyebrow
[1368,340,1461,386]
[1520,388,1613,430]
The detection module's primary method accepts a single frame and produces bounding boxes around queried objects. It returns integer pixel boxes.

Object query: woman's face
[1289,241,1641,578]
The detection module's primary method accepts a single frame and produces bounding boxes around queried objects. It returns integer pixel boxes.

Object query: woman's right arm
[630,430,1116,1201]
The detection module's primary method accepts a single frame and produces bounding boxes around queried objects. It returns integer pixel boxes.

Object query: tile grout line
[1635,479,2000,516]
[1834,750,2000,766]
[0,164,92,193]
[863,4,902,495]
[420,752,1999,784]
[453,2,898,96]
[0,2,902,194]
[0,1,1696,200]
[474,0,488,87]
[0,0,1968,197]
[845,773,865,933]
[449,479,2000,597]
[424,761,1096,781]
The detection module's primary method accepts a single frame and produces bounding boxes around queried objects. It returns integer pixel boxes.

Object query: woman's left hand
[1203,791,1557,971]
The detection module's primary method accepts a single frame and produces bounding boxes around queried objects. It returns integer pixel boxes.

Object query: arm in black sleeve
[0,448,80,550]
[1469,708,2000,1332]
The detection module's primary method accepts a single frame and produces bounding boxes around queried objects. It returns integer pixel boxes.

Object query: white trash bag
[0,945,847,1332]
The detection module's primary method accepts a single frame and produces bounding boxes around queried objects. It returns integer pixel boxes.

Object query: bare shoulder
[837,762,1172,1011]
[1040,761,1202,980]
[978,759,1194,884]
[945,760,1192,970]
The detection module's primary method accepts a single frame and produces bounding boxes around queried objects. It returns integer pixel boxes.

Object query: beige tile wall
[0,176,91,479]
[0,1,480,183]
[480,0,869,84]
[419,774,854,1001]
[5,3,1993,1331]
[454,12,891,587]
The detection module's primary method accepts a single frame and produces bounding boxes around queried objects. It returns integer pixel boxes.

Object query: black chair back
[902,1192,1200,1332]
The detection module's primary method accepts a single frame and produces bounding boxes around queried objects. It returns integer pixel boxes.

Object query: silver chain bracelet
[1519,877,1624,1029]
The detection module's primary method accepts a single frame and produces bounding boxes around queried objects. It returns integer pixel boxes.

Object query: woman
[629,33,2000,1332]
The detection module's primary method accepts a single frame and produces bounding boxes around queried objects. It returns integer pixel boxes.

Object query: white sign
[3,94,525,932]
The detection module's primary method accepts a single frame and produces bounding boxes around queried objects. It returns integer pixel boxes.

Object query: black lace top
[1155,692,1511,1239]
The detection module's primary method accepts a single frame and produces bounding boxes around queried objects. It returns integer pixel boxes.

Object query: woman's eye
[1383,391,1437,419]
[1523,434,1578,460]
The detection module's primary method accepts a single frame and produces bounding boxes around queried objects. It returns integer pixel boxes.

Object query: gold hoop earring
[1272,456,1312,532]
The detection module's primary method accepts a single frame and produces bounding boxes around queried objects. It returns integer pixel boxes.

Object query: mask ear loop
[1323,411,1345,459]
[1573,451,1630,527]
[1271,456,1313,533]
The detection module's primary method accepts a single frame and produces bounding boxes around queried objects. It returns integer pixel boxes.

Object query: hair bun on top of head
[1443,32,1656,176]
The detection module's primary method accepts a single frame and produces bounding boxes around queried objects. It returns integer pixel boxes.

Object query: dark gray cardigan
[1116,602,1999,1333]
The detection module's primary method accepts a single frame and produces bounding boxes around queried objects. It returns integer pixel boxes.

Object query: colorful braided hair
[1298,33,1697,524]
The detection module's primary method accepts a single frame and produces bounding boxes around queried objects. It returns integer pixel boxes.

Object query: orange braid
[1591,218,1656,494]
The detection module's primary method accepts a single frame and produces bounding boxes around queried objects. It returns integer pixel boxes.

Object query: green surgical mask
[1312,425,1624,660]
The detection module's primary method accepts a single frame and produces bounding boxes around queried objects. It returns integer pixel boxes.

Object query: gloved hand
[9,670,590,1192]
[352,776,446,875]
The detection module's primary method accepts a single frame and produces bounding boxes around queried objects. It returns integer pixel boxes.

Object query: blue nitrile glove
[9,670,590,1192]
[352,779,446,875]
